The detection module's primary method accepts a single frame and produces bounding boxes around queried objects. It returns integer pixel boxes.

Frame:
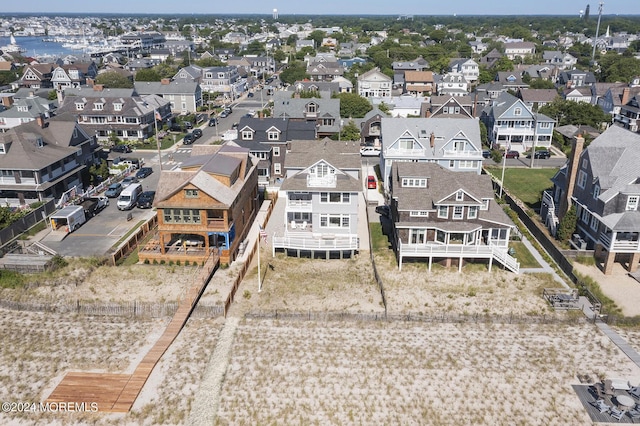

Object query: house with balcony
[517,89,559,111]
[480,92,555,152]
[235,117,317,183]
[390,162,518,272]
[50,62,98,90]
[379,117,484,184]
[542,51,578,70]
[306,60,344,82]
[437,73,469,97]
[563,87,592,103]
[144,143,259,265]
[425,95,475,118]
[56,86,171,143]
[272,139,361,258]
[0,117,100,207]
[403,71,435,96]
[613,88,640,133]
[359,108,386,147]
[557,69,596,89]
[272,91,340,138]
[449,58,479,83]
[134,79,202,114]
[543,127,640,274]
[504,42,536,60]
[200,66,244,99]
[18,64,55,89]
[357,68,392,99]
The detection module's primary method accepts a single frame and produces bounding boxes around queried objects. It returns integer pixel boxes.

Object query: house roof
[404,70,434,83]
[134,80,199,96]
[284,138,361,171]
[391,162,512,227]
[518,89,559,103]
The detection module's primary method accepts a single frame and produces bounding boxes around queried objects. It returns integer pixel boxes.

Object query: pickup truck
[80,196,109,218]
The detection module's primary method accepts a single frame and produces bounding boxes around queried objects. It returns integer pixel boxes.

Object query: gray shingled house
[389,162,518,272]
[544,127,640,275]
[272,91,340,138]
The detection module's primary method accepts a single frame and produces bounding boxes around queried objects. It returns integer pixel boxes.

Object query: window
[459,160,478,169]
[185,189,199,198]
[272,147,280,156]
[401,178,427,188]
[163,208,201,224]
[319,214,349,228]
[582,159,588,169]
[410,229,426,244]
[398,139,414,150]
[514,107,522,116]
[410,211,429,217]
[453,206,464,219]
[540,122,551,129]
[268,131,279,141]
[593,185,600,200]
[581,207,589,223]
[577,170,587,189]
[627,196,639,211]
[75,102,85,110]
[114,103,122,111]
[456,190,464,201]
[481,199,490,210]
[0,144,5,154]
[93,103,104,111]
[468,206,478,219]
[453,141,465,151]
[242,130,253,140]
[274,163,281,174]
[320,192,349,203]
[590,215,598,231]
[438,206,448,218]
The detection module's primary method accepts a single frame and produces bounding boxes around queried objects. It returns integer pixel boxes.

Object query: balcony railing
[273,234,359,251]
[307,175,336,188]
[599,233,640,252]
[385,148,426,157]
[442,150,483,157]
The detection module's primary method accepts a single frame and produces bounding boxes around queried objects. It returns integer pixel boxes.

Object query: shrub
[144,259,150,264]
[243,290,251,300]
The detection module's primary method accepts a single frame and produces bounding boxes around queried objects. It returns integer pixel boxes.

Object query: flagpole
[154,108,162,171]
[499,145,506,199]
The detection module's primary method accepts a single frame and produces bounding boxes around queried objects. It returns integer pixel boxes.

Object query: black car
[135,167,153,179]
[112,144,132,153]
[170,122,183,132]
[532,150,551,159]
[183,133,195,145]
[247,92,254,98]
[208,117,218,127]
[192,128,203,139]
[482,150,491,159]
[375,205,391,217]
[136,191,156,209]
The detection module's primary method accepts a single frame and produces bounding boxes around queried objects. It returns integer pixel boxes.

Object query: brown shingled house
[140,143,258,265]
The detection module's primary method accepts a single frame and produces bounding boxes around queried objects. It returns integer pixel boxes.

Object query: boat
[1,34,26,53]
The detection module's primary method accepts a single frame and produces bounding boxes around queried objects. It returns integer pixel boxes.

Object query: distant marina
[0,36,79,58]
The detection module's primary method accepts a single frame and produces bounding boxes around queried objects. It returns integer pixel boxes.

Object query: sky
[0,0,635,16]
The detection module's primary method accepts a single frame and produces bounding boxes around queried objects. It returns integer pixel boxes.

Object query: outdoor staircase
[490,247,520,274]
[542,190,559,237]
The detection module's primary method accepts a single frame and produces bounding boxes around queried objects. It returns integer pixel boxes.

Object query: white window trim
[627,195,639,211]
[273,146,280,156]
[409,211,429,217]
[453,206,464,220]
[468,206,478,219]
[273,163,281,174]
[437,206,448,218]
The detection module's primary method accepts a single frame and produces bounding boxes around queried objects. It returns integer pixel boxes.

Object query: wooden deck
[573,384,639,423]
[46,252,220,413]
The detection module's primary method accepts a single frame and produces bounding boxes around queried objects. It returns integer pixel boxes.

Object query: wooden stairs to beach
[46,253,219,413]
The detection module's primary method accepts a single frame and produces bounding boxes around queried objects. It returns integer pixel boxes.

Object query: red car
[367,175,377,189]
[505,150,520,159]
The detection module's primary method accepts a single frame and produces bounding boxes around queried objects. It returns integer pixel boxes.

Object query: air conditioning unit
[572,234,587,250]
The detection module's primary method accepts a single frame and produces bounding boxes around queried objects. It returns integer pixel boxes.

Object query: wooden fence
[0,298,224,318]
[0,199,57,250]
[110,215,158,265]
[244,309,585,325]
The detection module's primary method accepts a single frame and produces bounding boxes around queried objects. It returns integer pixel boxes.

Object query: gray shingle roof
[284,138,361,171]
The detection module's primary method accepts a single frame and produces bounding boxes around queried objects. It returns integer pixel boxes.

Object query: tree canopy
[538,99,610,128]
[279,61,309,85]
[95,71,133,88]
[334,92,372,119]
[134,68,161,82]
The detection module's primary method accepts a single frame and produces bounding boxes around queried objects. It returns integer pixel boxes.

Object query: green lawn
[485,166,557,209]
[509,241,541,269]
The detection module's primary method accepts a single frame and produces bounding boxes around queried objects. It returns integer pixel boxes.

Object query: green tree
[95,71,133,88]
[598,53,640,83]
[528,79,556,89]
[429,29,447,43]
[134,68,161,82]
[47,90,58,100]
[279,61,309,85]
[307,30,326,49]
[243,40,264,56]
[493,56,515,72]
[89,160,110,185]
[539,99,610,128]
[194,57,225,67]
[556,205,577,242]
[479,121,488,146]
[334,120,361,141]
[335,92,372,118]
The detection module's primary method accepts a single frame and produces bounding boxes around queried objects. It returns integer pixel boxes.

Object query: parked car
[375,205,390,217]
[224,106,233,113]
[360,146,381,157]
[482,150,491,159]
[183,133,195,145]
[192,128,203,139]
[530,150,551,159]
[219,110,229,118]
[170,122,183,132]
[135,167,153,179]
[105,182,123,198]
[136,191,156,209]
[121,176,139,188]
[183,121,193,129]
[247,92,254,98]
[112,144,132,153]
[367,175,377,189]
[505,150,520,159]
[208,117,218,127]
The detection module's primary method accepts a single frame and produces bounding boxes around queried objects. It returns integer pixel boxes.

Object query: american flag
[259,225,268,244]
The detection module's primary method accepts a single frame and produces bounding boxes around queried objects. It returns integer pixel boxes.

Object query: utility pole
[591,2,604,65]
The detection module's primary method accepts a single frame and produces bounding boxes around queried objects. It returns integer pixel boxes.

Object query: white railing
[307,175,336,187]
[287,199,312,208]
[542,190,559,236]
[600,233,640,252]
[385,148,426,157]
[442,150,483,157]
[398,242,519,273]
[272,234,359,251]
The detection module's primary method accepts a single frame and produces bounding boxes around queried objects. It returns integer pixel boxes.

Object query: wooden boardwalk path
[46,253,219,413]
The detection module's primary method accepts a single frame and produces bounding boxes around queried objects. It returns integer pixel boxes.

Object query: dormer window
[306,103,317,113]
[36,137,44,148]
[268,130,279,141]
[627,195,639,211]
[242,130,254,140]
[114,103,122,111]
[481,199,490,210]
[456,190,464,201]
[0,144,6,154]
[93,103,104,111]
[75,102,85,110]
[185,189,199,198]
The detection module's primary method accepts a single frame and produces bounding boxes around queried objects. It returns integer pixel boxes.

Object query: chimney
[93,84,104,92]
[86,77,94,87]
[559,133,585,221]
[621,87,631,106]
[294,92,300,99]
[161,78,171,85]
[430,132,435,148]
[425,110,432,118]
[35,115,46,128]
[28,91,35,98]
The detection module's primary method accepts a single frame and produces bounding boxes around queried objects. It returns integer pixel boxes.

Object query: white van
[117,183,142,210]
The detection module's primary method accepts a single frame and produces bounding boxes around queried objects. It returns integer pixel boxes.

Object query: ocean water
[0,36,77,58]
